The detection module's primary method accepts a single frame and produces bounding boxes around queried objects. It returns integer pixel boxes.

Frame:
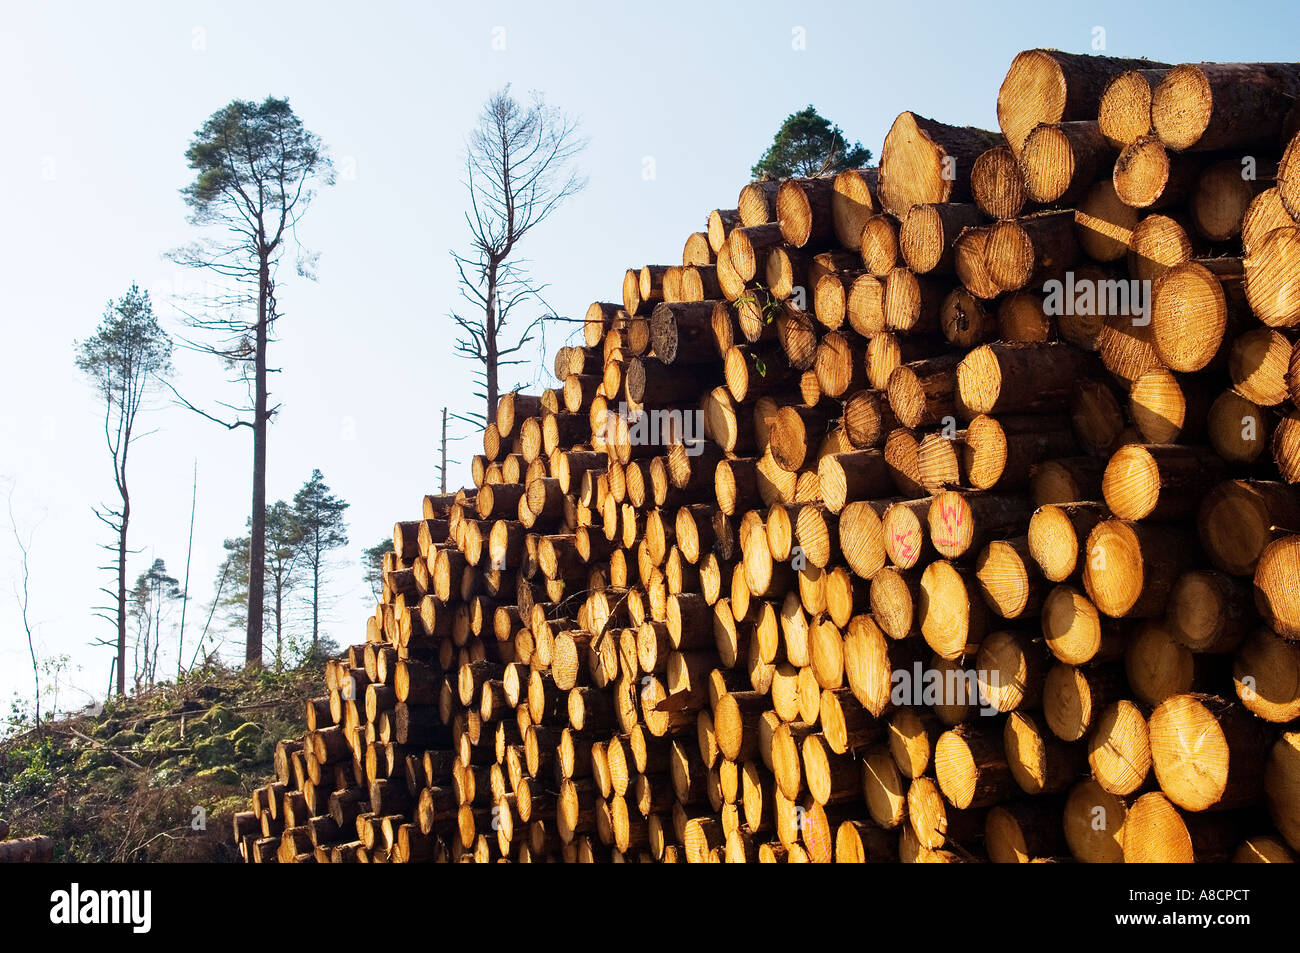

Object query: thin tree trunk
[247,255,269,668]
[275,572,283,672]
[441,407,449,494]
[486,266,499,421]
[178,460,196,681]
[312,549,320,655]
[116,502,128,696]
[151,579,163,685]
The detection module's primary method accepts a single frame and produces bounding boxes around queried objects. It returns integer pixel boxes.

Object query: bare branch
[159,378,253,431]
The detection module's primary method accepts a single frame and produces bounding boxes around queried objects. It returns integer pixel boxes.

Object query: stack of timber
[235,50,1300,863]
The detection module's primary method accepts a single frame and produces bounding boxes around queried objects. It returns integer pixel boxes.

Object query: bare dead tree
[177,459,197,680]
[7,489,41,734]
[450,85,587,426]
[438,407,467,493]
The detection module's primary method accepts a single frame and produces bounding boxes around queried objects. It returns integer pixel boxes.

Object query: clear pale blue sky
[2,0,1297,713]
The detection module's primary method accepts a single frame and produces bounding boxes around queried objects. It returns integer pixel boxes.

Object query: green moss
[198,704,237,733]
[193,735,234,766]
[144,720,181,747]
[107,728,141,746]
[228,721,261,744]
[73,749,113,772]
[90,719,120,739]
[195,766,241,786]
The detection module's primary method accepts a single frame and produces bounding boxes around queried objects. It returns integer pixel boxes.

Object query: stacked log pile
[235,50,1300,863]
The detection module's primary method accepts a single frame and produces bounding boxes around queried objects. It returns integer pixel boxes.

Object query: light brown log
[927,491,1034,561]
[1041,584,1123,665]
[918,560,987,661]
[1167,570,1250,653]
[1266,731,1300,851]
[835,817,898,863]
[878,112,1001,215]
[1152,62,1300,152]
[1245,225,1300,328]
[916,432,961,492]
[1150,260,1238,373]
[956,342,1091,418]
[1101,444,1227,522]
[1063,778,1127,862]
[727,224,785,284]
[905,774,983,853]
[1256,535,1300,639]
[1192,158,1269,242]
[1278,409,1300,482]
[1244,188,1295,260]
[1199,480,1300,581]
[813,330,867,399]
[1087,699,1151,796]
[738,181,780,227]
[1043,661,1126,744]
[859,215,900,278]
[1113,136,1200,210]
[1027,502,1106,583]
[708,208,740,254]
[868,565,920,641]
[997,49,1168,156]
[1128,212,1193,284]
[1126,619,1223,709]
[1149,694,1269,811]
[975,538,1043,621]
[1083,517,1189,617]
[965,414,1077,493]
[1234,626,1300,724]
[1098,68,1168,146]
[683,231,712,267]
[1020,120,1114,205]
[777,176,834,248]
[1128,369,1185,444]
[1003,710,1084,796]
[882,267,944,334]
[984,211,1079,293]
[954,225,1000,300]
[817,451,892,515]
[865,332,936,392]
[1123,791,1237,862]
[887,355,961,429]
[1230,328,1292,409]
[901,203,984,275]
[841,390,897,452]
[1075,179,1138,263]
[971,145,1027,220]
[831,168,880,251]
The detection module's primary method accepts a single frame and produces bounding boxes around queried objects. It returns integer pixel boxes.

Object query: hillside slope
[0,662,320,862]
